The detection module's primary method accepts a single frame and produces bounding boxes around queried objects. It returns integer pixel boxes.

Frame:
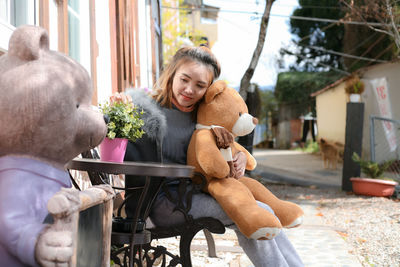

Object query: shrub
[351,152,394,178]
[100,101,145,142]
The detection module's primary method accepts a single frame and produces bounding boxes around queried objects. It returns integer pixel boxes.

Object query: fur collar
[125,89,167,142]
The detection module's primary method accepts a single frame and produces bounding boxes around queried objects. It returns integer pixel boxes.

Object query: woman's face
[172,61,212,107]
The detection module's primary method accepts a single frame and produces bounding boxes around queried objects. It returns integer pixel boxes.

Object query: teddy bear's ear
[205,80,227,104]
[8,25,49,61]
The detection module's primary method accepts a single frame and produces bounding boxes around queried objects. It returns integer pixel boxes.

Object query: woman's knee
[256,200,275,214]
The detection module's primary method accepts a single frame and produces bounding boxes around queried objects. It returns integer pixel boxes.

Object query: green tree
[282,0,399,73]
[259,89,278,129]
[274,71,344,116]
[282,0,346,72]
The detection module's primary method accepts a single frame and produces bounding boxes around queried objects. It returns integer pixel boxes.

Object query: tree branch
[386,0,400,50]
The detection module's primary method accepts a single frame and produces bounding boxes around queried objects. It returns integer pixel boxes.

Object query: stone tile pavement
[152,200,362,266]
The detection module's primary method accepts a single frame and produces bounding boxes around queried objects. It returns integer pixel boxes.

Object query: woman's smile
[180,94,192,101]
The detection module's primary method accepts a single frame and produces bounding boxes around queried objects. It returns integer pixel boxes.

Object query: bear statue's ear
[8,25,49,61]
[205,80,227,104]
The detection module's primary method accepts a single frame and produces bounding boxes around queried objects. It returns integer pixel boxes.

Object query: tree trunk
[238,0,274,157]
[239,0,275,100]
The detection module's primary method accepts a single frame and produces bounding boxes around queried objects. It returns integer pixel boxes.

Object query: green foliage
[352,152,394,178]
[100,101,145,143]
[295,141,320,153]
[304,141,320,153]
[282,0,346,71]
[344,76,365,94]
[259,89,278,126]
[275,71,344,104]
[283,0,399,73]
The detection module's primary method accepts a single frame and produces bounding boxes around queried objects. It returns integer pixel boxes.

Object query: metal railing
[370,115,400,182]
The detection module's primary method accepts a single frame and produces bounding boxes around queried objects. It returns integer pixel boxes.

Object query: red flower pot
[350,177,398,197]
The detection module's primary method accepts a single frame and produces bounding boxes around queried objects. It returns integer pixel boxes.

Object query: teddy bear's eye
[76,103,80,108]
[239,112,242,116]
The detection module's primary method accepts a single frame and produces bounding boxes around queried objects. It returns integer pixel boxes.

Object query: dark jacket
[123,89,167,220]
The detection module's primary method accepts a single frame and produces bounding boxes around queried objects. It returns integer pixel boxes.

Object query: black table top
[66,158,194,178]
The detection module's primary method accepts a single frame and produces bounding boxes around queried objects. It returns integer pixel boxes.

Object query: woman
[114,46,304,267]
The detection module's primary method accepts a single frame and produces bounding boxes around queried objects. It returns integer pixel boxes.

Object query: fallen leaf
[336,231,348,237]
[316,212,324,216]
[357,238,367,243]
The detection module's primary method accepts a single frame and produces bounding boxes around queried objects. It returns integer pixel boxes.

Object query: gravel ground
[264,182,400,267]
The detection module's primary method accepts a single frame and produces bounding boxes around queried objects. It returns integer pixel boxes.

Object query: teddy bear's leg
[238,177,304,228]
[208,177,282,240]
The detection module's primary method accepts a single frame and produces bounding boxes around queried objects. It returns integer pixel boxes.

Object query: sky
[203,0,299,89]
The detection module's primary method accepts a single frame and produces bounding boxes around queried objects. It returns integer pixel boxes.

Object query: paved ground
[253,149,343,189]
[152,149,363,266]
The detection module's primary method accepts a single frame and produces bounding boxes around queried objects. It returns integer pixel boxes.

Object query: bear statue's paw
[249,227,281,240]
[284,216,304,228]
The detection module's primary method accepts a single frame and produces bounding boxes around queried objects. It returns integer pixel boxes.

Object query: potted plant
[345,75,365,102]
[350,152,398,197]
[99,100,145,162]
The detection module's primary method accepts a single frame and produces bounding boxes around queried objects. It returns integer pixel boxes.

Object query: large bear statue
[0,25,107,266]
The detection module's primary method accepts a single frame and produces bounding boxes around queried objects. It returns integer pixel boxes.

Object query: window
[67,0,90,73]
[0,0,36,52]
[0,0,36,27]
[68,0,80,62]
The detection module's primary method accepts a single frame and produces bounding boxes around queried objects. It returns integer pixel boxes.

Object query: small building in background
[311,60,400,159]
[183,0,219,48]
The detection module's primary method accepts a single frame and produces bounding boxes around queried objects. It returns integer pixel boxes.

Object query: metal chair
[70,150,225,267]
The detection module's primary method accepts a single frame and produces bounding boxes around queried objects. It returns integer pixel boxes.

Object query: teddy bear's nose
[104,114,110,124]
[253,117,258,125]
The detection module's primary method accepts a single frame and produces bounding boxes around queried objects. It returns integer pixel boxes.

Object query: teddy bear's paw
[249,227,281,240]
[285,216,304,228]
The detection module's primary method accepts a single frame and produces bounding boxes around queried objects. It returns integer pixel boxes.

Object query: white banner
[369,77,397,151]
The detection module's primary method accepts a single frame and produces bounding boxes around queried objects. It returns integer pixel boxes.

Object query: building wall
[315,61,400,159]
[360,61,400,158]
[191,10,218,47]
[315,83,347,144]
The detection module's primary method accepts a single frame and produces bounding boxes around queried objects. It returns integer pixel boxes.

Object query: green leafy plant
[100,101,145,142]
[345,76,365,94]
[351,152,394,179]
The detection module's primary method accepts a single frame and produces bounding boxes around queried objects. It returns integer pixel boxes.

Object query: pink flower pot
[350,177,398,197]
[99,137,128,163]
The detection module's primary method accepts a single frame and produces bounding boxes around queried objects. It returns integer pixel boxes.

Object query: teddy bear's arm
[232,141,257,170]
[196,130,231,178]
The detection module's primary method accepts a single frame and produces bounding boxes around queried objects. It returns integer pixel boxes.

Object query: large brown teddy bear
[0,26,107,266]
[187,80,304,240]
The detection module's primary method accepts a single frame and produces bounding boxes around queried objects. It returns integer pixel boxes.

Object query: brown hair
[153,46,221,108]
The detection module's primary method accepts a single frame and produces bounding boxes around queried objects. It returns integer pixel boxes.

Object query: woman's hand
[109,92,132,104]
[233,151,247,179]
